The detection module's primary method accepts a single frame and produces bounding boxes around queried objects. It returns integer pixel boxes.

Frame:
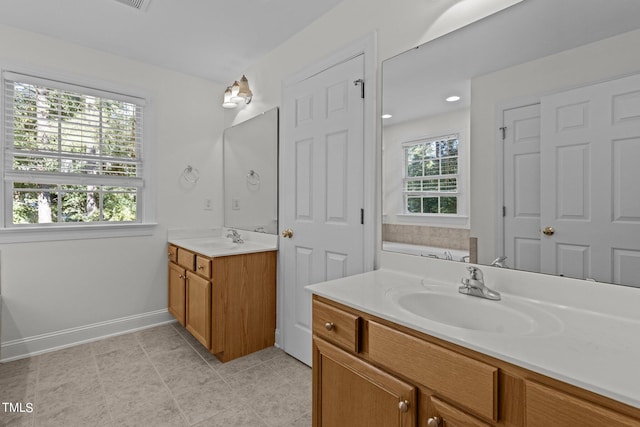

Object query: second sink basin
[391,289,562,336]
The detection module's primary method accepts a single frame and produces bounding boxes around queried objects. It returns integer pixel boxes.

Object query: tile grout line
[89,342,116,427]
[137,328,194,426]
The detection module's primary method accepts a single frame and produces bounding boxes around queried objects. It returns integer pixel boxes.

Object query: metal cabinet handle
[427,417,442,427]
[325,322,334,331]
[398,400,410,413]
[197,265,204,270]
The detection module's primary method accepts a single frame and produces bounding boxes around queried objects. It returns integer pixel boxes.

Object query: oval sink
[393,291,561,335]
[194,238,238,250]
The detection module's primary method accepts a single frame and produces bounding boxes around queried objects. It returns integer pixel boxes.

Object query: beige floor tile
[225,362,289,394]
[193,406,268,427]
[0,325,311,427]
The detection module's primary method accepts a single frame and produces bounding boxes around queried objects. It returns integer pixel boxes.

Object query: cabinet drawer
[368,321,498,421]
[195,255,212,278]
[428,396,492,427]
[177,248,195,271]
[312,299,361,353]
[168,245,178,263]
[525,381,640,427]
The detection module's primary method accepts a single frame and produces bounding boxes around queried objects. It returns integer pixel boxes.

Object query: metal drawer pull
[325,322,335,331]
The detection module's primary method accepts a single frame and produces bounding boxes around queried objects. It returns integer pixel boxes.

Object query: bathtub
[382,241,469,262]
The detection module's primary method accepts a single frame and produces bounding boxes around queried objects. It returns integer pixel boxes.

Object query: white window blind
[2,71,146,226]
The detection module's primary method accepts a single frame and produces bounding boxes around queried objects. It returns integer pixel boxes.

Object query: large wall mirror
[223,107,278,234]
[382,0,640,287]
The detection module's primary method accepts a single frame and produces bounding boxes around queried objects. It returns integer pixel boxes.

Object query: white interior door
[281,54,365,365]
[502,103,542,273]
[540,73,640,284]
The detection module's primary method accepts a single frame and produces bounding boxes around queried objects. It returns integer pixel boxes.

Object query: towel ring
[182,165,200,183]
[246,170,261,186]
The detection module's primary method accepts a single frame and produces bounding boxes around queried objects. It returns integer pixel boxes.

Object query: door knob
[281,228,293,238]
[542,226,555,236]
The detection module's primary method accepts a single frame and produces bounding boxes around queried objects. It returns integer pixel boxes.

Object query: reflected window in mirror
[404,134,460,215]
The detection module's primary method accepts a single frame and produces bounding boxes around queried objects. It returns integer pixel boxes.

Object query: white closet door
[540,73,640,285]
[280,54,366,365]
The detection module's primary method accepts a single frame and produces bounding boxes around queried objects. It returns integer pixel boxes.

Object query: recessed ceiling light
[381,114,393,119]
[446,95,461,102]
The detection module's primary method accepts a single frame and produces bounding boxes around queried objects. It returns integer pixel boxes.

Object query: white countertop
[168,227,277,257]
[307,255,640,409]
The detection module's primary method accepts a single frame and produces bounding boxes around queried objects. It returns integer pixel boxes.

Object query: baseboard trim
[1,309,175,362]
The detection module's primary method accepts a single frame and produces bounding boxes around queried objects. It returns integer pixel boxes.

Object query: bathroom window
[1,70,153,239]
[403,134,459,215]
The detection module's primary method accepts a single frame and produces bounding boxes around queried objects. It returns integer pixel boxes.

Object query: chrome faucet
[490,256,508,268]
[459,266,501,301]
[226,229,244,243]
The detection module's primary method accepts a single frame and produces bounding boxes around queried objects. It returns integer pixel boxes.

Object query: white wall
[224,0,523,128]
[220,0,522,348]
[0,0,523,359]
[0,24,225,360]
[470,28,640,264]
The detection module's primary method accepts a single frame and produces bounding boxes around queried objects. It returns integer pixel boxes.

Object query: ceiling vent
[113,0,151,11]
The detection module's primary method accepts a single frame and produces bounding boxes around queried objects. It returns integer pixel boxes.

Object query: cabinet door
[525,381,640,427]
[313,338,416,427]
[425,396,492,427]
[168,262,186,326]
[185,271,211,349]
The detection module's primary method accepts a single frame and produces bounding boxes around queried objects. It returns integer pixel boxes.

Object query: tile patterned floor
[0,323,312,427]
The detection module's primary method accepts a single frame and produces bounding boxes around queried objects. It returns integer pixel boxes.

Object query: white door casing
[540,73,640,284]
[502,103,542,273]
[280,53,367,365]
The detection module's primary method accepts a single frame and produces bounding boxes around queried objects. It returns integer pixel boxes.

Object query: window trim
[401,133,465,216]
[0,64,156,243]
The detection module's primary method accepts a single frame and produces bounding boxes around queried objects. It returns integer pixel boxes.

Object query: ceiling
[0,0,344,84]
[382,0,640,126]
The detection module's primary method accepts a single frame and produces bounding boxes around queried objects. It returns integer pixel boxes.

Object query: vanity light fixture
[221,75,253,108]
[446,95,461,102]
[222,87,237,109]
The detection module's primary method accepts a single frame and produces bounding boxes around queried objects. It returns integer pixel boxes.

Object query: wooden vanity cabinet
[313,337,416,427]
[312,295,640,427]
[167,246,186,326]
[185,271,211,348]
[167,245,276,362]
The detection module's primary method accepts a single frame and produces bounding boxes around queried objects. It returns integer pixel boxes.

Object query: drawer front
[428,396,492,427]
[525,381,640,427]
[195,255,212,279]
[312,299,361,353]
[168,245,178,263]
[368,321,498,421]
[177,248,195,271]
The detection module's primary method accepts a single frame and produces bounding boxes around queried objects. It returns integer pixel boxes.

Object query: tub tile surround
[0,323,311,427]
[307,251,640,410]
[382,223,470,250]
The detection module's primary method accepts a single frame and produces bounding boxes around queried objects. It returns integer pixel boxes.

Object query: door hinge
[354,79,365,98]
[361,208,364,225]
[503,206,506,217]
[499,126,507,140]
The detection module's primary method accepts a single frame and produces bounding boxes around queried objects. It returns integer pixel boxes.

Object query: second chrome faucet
[459,266,501,301]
